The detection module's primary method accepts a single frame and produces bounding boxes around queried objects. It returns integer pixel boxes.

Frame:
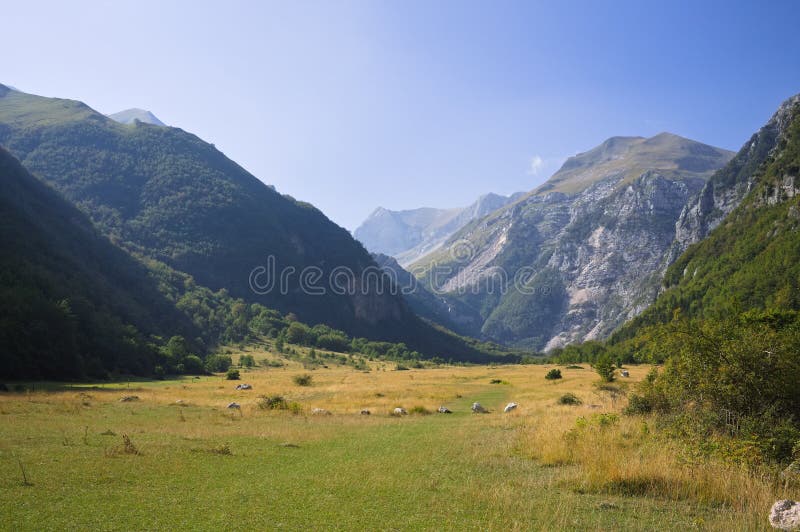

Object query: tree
[594,354,616,382]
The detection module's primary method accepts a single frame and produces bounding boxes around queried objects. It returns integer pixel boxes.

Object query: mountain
[0,147,198,379]
[0,84,496,361]
[614,93,800,341]
[107,108,166,126]
[355,192,523,266]
[372,253,483,335]
[412,133,734,350]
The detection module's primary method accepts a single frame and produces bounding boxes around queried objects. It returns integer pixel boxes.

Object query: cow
[437,406,452,414]
[227,402,241,409]
[393,407,408,416]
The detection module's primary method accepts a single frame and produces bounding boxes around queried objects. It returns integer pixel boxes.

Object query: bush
[409,405,432,415]
[624,393,653,415]
[558,393,582,405]
[395,364,409,371]
[239,354,255,368]
[257,395,288,410]
[226,368,240,380]
[545,369,562,380]
[293,374,313,386]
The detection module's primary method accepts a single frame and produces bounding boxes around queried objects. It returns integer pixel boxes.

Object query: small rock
[235,383,253,390]
[119,395,139,402]
[311,408,331,416]
[770,500,800,530]
[471,402,488,414]
[503,402,518,413]
[175,399,185,404]
[227,402,241,409]
[393,407,408,416]
[598,502,619,510]
[437,406,452,414]
[360,409,371,415]
[620,370,630,377]
[279,442,300,448]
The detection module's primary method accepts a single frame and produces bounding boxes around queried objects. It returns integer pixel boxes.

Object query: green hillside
[0,85,502,364]
[0,146,198,379]
[614,96,800,343]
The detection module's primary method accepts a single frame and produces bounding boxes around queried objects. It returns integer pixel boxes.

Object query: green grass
[0,364,781,530]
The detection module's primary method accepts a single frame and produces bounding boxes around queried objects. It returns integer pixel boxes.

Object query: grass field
[0,353,794,531]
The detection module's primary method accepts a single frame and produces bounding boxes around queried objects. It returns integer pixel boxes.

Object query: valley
[1,350,792,530]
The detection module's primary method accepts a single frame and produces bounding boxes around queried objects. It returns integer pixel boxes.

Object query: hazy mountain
[107,108,166,126]
[372,253,483,335]
[0,84,493,360]
[615,93,800,341]
[412,132,734,350]
[355,192,523,266]
[0,147,197,379]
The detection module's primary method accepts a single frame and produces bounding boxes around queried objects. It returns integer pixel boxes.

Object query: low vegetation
[1,357,796,529]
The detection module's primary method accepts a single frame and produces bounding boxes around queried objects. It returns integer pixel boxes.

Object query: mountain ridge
[410,132,734,349]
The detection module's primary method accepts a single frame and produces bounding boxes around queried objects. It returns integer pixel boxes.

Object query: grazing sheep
[311,408,332,416]
[235,383,253,390]
[119,396,139,402]
[360,409,371,415]
[227,402,241,409]
[471,402,488,413]
[620,370,630,378]
[437,406,452,414]
[503,402,518,413]
[393,407,408,416]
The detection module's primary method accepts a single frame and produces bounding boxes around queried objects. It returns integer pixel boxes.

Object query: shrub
[239,354,255,368]
[558,393,582,405]
[395,364,409,371]
[624,393,653,415]
[257,395,288,410]
[545,369,563,380]
[226,368,240,380]
[293,374,313,386]
[409,406,432,415]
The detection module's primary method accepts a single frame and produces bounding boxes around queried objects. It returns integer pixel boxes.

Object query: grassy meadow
[0,349,795,531]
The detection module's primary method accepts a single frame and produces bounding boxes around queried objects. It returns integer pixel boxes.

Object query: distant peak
[107,108,166,127]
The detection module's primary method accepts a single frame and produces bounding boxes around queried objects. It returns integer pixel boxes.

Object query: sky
[4,1,800,230]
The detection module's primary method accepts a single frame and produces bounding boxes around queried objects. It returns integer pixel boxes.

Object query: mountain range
[409,132,734,349]
[0,83,497,372]
[2,79,799,379]
[355,192,523,266]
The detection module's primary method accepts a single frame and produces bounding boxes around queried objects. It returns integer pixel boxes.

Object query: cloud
[528,155,544,176]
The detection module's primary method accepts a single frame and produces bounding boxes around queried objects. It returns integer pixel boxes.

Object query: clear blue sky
[5,1,800,229]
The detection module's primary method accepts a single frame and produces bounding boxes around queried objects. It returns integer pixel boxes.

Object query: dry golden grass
[0,358,794,530]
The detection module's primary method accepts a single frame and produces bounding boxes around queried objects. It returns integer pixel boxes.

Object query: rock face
[412,133,734,350]
[355,193,523,266]
[770,500,800,530]
[669,94,800,260]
